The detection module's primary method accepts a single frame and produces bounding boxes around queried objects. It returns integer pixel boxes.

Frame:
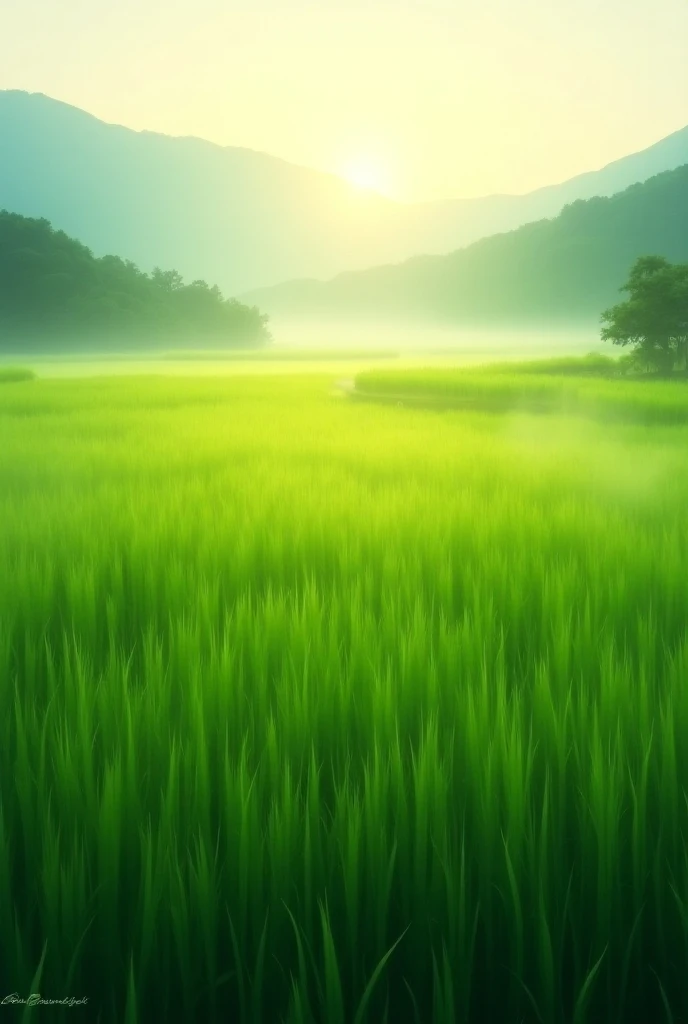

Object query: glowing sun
[342,156,390,195]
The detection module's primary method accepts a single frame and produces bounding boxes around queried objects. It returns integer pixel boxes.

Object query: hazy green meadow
[2,358,688,1023]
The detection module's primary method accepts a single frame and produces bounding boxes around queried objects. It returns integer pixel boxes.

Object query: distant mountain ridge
[244,165,688,326]
[1,90,687,295]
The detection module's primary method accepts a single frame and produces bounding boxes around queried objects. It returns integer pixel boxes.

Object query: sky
[1,0,686,202]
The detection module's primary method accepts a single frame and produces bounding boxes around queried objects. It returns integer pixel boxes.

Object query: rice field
[0,366,36,383]
[355,355,688,423]
[1,361,688,1023]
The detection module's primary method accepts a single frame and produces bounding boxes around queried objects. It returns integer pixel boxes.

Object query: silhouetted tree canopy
[601,256,688,375]
[0,211,271,350]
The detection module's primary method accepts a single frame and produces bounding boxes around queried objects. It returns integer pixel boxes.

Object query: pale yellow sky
[1,0,686,201]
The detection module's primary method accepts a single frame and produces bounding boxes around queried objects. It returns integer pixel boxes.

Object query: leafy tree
[601,256,688,375]
[151,267,184,292]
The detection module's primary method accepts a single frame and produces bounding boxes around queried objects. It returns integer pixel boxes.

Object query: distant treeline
[0,211,271,350]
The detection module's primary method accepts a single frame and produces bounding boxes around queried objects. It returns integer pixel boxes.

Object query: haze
[1,0,687,201]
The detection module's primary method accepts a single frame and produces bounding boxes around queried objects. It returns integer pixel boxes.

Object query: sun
[342,156,389,196]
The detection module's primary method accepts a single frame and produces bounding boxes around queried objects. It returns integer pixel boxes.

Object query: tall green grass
[0,366,36,383]
[355,354,688,423]
[1,370,688,1022]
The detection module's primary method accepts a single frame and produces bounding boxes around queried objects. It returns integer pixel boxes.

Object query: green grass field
[356,354,688,423]
[1,359,688,1023]
[0,366,35,383]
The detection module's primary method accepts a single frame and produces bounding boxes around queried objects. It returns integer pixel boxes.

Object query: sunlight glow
[342,156,390,195]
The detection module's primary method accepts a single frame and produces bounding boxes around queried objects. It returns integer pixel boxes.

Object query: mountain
[1,90,687,296]
[0,210,270,351]
[243,165,688,326]
[400,121,688,260]
[0,91,404,296]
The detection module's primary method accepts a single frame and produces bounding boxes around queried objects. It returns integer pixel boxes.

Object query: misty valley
[1,78,688,1024]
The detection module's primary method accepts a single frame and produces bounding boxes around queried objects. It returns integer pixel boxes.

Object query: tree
[601,256,688,375]
[151,267,184,292]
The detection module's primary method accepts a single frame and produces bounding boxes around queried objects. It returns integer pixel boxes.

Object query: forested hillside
[0,211,270,350]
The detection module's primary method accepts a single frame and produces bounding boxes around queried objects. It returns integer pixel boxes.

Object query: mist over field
[0,323,608,379]
[271,319,605,354]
